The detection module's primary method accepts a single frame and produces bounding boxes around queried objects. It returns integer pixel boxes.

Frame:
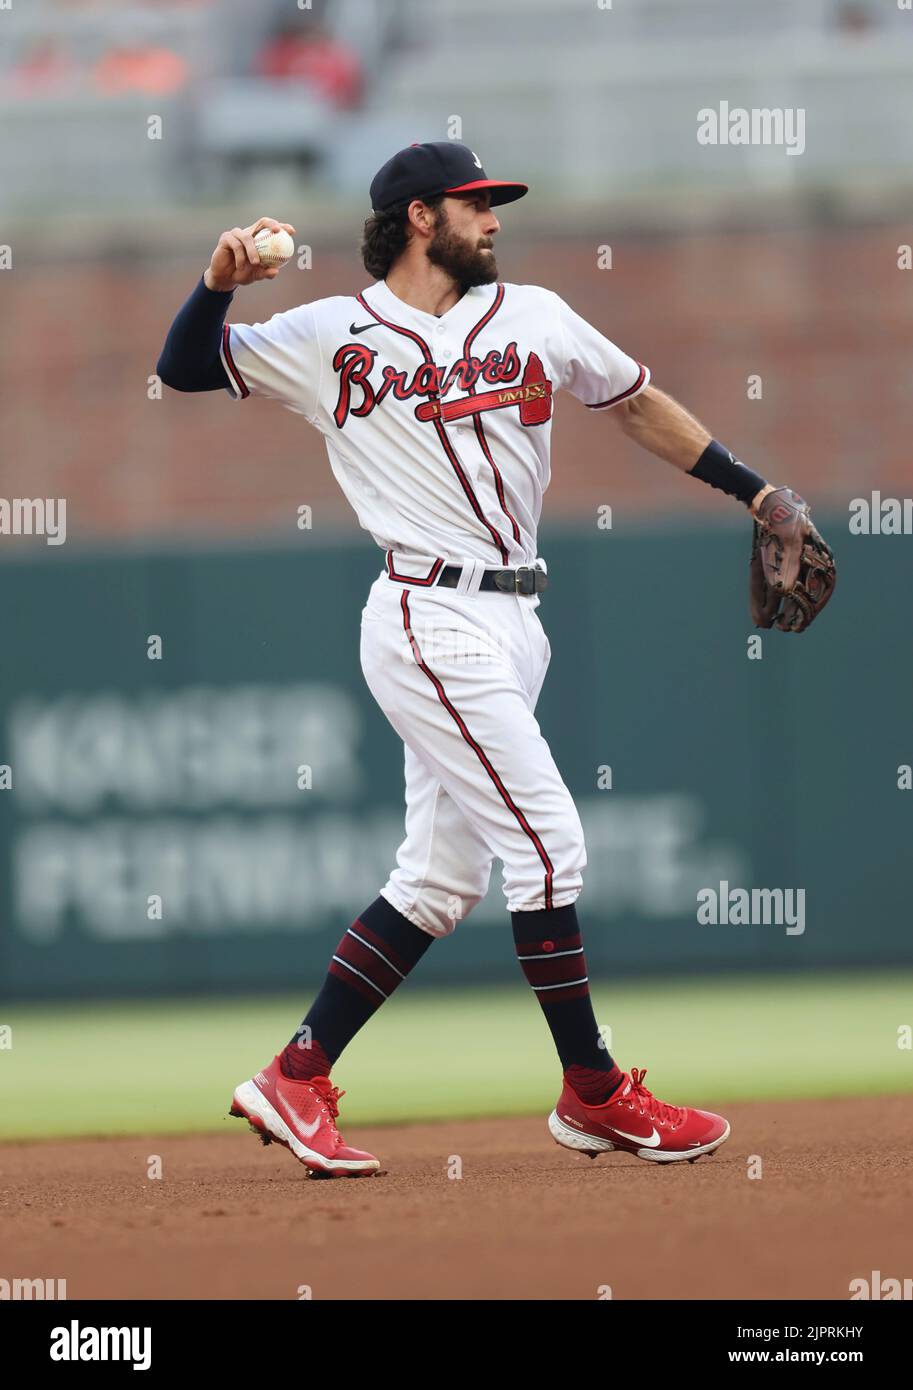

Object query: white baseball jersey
[220,278,650,922]
[221,279,649,570]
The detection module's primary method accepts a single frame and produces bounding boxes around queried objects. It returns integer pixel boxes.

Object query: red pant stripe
[401,591,555,909]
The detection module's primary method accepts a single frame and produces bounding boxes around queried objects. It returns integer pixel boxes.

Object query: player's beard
[426,208,499,289]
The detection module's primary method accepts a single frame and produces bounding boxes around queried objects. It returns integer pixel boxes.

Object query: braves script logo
[332,342,552,429]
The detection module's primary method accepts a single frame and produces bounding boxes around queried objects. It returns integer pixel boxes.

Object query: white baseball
[253,227,295,268]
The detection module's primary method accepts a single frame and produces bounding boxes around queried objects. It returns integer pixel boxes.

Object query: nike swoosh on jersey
[349,321,380,334]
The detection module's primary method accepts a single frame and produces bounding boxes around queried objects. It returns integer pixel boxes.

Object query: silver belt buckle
[514,565,536,596]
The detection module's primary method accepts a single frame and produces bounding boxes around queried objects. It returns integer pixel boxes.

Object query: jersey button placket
[437,336,459,426]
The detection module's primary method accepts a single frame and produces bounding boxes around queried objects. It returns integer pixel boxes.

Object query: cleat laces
[626,1068,686,1129]
[309,1077,345,1130]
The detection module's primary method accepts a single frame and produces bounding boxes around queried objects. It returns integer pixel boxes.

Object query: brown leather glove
[749,487,836,632]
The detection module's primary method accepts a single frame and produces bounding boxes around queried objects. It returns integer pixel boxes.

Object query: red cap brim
[444,179,528,207]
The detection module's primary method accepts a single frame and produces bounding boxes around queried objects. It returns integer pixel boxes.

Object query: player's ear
[407,198,438,238]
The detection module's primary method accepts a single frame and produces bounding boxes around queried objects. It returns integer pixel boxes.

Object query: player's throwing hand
[203,216,296,292]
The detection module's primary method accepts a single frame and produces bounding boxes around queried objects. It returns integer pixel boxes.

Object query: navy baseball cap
[370,141,528,213]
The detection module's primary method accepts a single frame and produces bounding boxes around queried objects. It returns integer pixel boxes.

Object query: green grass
[1,972,911,1141]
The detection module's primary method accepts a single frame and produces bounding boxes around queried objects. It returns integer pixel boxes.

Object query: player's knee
[546,799,587,888]
[505,806,587,910]
[382,865,491,937]
[404,884,487,937]
[444,886,487,934]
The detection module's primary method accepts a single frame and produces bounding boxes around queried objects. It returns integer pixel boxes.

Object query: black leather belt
[436,564,548,596]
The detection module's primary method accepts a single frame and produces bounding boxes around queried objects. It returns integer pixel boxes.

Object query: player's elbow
[155,349,184,390]
[155,349,213,392]
[612,395,640,435]
[613,383,656,437]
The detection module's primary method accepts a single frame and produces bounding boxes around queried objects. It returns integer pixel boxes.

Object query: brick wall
[2,224,908,541]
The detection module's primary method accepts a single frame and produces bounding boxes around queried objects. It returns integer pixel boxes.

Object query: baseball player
[157,141,834,1177]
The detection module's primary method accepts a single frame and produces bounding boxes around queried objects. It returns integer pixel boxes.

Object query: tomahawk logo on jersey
[219,279,649,570]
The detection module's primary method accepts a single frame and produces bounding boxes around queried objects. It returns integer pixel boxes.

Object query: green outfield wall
[0,518,909,999]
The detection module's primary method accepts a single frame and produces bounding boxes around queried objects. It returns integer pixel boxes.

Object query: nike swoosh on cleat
[349,321,379,334]
[561,1113,662,1148]
[277,1093,322,1139]
[605,1125,662,1148]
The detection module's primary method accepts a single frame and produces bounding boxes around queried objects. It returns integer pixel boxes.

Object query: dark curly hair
[360,194,445,279]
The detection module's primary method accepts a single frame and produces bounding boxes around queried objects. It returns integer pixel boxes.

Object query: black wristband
[688,440,767,507]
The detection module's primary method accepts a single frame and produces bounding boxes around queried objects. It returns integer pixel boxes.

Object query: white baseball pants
[359,563,586,937]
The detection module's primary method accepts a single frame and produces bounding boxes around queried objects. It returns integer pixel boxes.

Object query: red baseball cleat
[230,1056,380,1178]
[548,1066,729,1164]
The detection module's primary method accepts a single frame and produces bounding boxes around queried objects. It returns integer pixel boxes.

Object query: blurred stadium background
[1,0,912,1140]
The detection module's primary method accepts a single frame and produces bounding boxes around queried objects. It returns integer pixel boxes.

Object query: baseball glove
[749,487,836,632]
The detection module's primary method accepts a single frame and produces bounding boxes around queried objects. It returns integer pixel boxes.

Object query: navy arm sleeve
[156,277,235,392]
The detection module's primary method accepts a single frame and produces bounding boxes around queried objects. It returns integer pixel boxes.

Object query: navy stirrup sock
[511,903,623,1104]
[281,897,434,1081]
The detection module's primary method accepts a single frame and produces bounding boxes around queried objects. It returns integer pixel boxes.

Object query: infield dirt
[2,1094,910,1301]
